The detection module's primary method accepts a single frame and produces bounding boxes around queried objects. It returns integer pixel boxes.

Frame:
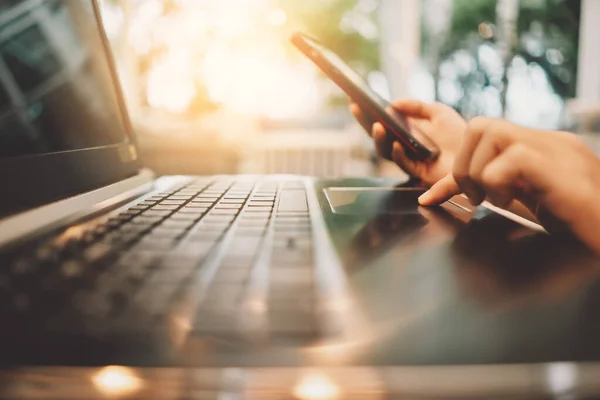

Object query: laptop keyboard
[1,178,320,341]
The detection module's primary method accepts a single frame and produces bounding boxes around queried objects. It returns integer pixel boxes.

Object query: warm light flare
[202,47,321,118]
[123,1,323,118]
[92,366,143,396]
[146,52,196,114]
[267,8,288,26]
[293,373,341,400]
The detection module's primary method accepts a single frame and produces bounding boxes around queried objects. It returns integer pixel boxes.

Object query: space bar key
[277,190,308,212]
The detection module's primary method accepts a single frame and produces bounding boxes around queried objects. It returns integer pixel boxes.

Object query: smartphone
[291,32,440,162]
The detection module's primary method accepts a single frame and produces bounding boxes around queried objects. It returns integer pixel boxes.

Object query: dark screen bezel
[291,32,440,161]
[0,0,142,218]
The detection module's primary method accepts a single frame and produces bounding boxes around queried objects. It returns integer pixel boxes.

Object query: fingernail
[418,191,431,205]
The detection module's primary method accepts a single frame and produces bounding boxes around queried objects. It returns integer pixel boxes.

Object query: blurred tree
[423,0,580,121]
[275,0,380,71]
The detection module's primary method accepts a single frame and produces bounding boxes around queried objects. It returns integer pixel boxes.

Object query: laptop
[2,0,600,395]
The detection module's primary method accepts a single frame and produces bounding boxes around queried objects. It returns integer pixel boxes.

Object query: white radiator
[250,130,356,178]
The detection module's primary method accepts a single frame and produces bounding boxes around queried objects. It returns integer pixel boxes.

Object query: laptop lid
[0,0,141,219]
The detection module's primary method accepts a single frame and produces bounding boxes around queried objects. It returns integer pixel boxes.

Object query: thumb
[391,99,433,119]
[418,174,460,206]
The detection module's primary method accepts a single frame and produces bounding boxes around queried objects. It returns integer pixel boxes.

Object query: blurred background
[97,0,597,178]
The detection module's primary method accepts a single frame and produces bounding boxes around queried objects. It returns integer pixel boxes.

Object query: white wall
[378,0,421,99]
[576,0,600,103]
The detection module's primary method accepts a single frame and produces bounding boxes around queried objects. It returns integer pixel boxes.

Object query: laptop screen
[0,0,128,158]
[0,0,142,219]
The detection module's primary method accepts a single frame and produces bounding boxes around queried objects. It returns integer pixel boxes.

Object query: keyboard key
[188,201,214,207]
[137,200,158,207]
[146,229,183,239]
[202,215,235,224]
[82,243,113,264]
[238,219,269,227]
[172,241,215,260]
[248,201,274,206]
[210,209,238,216]
[168,196,194,201]
[245,207,273,212]
[215,204,243,210]
[241,212,271,219]
[160,219,196,230]
[171,213,202,221]
[137,237,177,250]
[225,238,262,255]
[119,253,161,283]
[105,219,124,230]
[133,215,164,224]
[128,205,150,212]
[150,205,180,211]
[272,237,312,250]
[235,227,267,236]
[159,200,186,206]
[195,196,220,202]
[186,231,224,242]
[143,211,173,219]
[119,209,143,217]
[219,199,246,204]
[274,225,311,233]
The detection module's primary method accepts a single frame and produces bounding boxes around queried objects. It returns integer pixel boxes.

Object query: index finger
[453,117,496,204]
[418,174,461,206]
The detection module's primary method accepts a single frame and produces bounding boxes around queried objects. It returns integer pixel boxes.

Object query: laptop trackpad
[324,187,426,215]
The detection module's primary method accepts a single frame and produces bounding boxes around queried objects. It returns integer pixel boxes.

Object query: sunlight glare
[293,373,341,400]
[129,0,323,118]
[267,8,288,26]
[92,366,143,396]
[147,51,196,114]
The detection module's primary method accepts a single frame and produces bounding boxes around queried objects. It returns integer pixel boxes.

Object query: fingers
[419,118,545,210]
[391,99,434,118]
[418,174,460,205]
[372,123,394,160]
[479,144,543,208]
[453,117,496,205]
[350,103,377,136]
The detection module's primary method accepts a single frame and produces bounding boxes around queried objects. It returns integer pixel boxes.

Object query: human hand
[350,100,466,186]
[418,117,600,252]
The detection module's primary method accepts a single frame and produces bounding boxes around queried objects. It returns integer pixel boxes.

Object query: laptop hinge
[0,169,156,249]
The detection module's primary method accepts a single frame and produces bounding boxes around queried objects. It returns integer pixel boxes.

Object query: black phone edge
[290,32,440,163]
